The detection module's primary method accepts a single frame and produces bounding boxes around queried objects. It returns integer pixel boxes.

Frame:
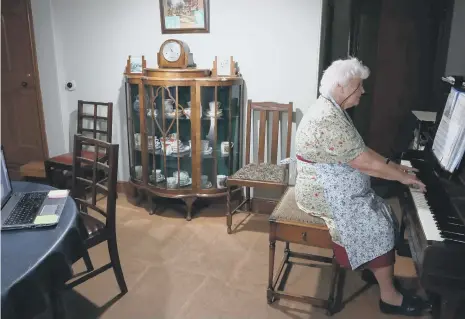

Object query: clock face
[162,41,181,62]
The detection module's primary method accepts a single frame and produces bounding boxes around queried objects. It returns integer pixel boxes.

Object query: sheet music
[432,88,465,172]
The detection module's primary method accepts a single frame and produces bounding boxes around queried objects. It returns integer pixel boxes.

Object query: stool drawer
[274,223,333,249]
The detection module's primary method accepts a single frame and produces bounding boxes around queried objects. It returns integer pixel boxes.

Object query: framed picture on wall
[159,0,209,34]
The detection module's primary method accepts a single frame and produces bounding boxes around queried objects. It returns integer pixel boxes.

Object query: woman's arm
[348,148,426,191]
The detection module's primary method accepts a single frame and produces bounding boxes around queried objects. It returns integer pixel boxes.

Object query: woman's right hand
[400,172,426,192]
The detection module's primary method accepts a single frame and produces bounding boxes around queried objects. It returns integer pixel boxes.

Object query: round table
[1,182,84,319]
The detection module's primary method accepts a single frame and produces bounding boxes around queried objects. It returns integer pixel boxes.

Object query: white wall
[31,0,323,181]
[445,0,465,75]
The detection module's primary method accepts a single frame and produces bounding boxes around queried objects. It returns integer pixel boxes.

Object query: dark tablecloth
[1,182,84,319]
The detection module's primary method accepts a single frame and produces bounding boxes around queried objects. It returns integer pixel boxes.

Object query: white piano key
[401,160,412,167]
[402,160,444,241]
[409,188,444,242]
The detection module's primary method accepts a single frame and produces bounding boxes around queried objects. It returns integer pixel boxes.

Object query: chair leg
[107,237,128,294]
[267,238,276,304]
[226,186,233,234]
[245,187,251,211]
[82,248,94,272]
[327,259,346,316]
[50,288,66,319]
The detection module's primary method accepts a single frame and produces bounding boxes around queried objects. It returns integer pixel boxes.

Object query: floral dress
[294,96,397,270]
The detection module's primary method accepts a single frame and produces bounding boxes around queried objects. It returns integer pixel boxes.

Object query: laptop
[1,146,69,230]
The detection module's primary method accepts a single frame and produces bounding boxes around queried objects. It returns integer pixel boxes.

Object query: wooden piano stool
[268,187,346,316]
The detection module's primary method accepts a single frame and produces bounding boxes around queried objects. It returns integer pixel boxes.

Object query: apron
[295,156,399,270]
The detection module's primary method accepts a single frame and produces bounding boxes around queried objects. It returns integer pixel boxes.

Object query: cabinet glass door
[145,85,193,190]
[199,84,241,189]
[127,82,143,182]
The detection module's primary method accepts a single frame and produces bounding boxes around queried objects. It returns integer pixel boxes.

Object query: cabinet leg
[149,196,156,215]
[183,197,196,221]
[131,188,144,207]
[227,187,232,234]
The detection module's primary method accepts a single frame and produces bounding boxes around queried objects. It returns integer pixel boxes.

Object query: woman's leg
[372,265,403,305]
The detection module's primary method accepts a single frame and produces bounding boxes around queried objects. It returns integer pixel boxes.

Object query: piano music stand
[411,111,437,151]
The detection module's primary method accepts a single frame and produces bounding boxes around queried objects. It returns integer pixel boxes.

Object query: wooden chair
[268,187,345,316]
[226,100,293,234]
[44,100,113,188]
[65,134,127,295]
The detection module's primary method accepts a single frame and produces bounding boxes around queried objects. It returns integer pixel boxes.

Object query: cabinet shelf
[143,115,239,121]
[134,147,238,159]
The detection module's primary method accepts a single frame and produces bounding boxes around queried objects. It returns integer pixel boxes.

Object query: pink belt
[296,155,315,164]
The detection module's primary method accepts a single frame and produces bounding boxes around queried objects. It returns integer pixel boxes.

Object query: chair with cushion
[65,134,127,295]
[44,100,113,188]
[226,100,293,234]
[268,186,346,316]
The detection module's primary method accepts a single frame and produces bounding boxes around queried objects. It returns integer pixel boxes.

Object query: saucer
[206,110,223,117]
[172,145,191,153]
[201,147,213,155]
[149,174,165,183]
[202,181,212,189]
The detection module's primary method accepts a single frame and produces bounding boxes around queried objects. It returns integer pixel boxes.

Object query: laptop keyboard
[4,192,48,225]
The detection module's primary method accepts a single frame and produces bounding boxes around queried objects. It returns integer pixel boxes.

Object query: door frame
[20,0,49,159]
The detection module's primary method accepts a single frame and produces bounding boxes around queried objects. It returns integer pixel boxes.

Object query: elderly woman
[295,58,429,316]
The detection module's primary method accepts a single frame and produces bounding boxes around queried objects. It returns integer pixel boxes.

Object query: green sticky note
[34,215,59,225]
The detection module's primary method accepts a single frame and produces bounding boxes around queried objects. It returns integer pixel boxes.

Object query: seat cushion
[270,187,327,226]
[80,212,106,237]
[230,163,286,184]
[48,151,106,165]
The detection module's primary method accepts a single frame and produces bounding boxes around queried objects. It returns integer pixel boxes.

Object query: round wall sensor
[65,80,76,91]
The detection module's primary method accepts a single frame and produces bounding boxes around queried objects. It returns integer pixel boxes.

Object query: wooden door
[1,0,48,178]
[367,0,447,156]
[319,0,453,157]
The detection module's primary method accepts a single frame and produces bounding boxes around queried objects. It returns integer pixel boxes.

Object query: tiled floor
[61,194,432,319]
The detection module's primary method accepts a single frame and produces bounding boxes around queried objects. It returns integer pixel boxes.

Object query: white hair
[319,57,370,96]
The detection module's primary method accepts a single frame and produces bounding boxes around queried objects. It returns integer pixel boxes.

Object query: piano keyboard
[401,160,444,242]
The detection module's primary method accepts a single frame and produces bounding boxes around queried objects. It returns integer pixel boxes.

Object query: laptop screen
[1,148,12,208]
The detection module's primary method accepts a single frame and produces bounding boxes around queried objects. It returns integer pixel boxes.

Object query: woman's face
[340,77,365,109]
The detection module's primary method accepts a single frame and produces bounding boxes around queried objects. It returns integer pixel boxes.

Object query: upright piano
[398,142,465,319]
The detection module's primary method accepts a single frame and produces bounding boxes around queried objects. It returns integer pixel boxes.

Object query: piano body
[398,145,465,319]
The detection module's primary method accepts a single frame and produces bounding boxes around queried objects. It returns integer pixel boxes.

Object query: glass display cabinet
[125,68,244,220]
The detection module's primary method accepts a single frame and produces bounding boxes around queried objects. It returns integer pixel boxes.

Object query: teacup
[209,101,221,112]
[134,165,142,179]
[166,177,177,188]
[146,108,158,117]
[134,133,141,146]
[201,140,210,151]
[220,141,234,154]
[201,175,208,184]
[147,136,161,149]
[164,99,174,112]
[173,171,189,181]
[217,175,227,189]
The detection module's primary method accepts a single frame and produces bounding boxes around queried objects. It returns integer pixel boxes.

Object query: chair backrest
[77,100,113,143]
[245,100,293,165]
[71,134,119,230]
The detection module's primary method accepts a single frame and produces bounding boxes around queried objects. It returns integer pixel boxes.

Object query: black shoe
[380,294,430,316]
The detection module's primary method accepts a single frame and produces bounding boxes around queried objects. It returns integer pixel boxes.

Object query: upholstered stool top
[270,187,327,226]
